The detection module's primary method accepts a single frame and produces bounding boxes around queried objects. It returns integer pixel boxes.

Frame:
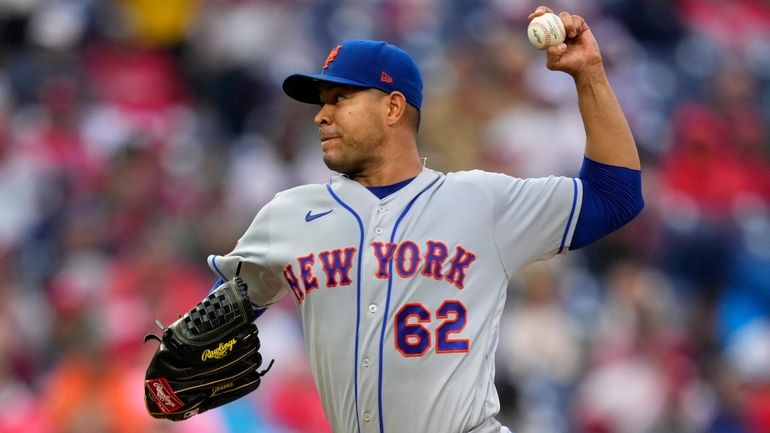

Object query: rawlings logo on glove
[146,378,185,413]
[143,276,273,421]
[201,339,238,361]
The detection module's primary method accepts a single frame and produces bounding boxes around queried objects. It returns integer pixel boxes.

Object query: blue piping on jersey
[558,178,579,254]
[326,183,364,433]
[208,278,226,294]
[377,178,439,433]
[209,256,228,280]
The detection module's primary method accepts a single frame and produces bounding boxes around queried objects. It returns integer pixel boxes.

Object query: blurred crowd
[0,0,769,432]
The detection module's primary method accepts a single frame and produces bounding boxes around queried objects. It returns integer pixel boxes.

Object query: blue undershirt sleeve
[570,157,644,250]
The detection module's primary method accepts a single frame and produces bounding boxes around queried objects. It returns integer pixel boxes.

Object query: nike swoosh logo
[305,209,333,222]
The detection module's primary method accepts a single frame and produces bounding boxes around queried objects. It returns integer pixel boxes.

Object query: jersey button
[374,227,384,235]
[378,206,386,213]
[363,412,372,423]
[368,304,377,313]
[362,358,370,367]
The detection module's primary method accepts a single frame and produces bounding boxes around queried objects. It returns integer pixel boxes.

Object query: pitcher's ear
[385,91,408,127]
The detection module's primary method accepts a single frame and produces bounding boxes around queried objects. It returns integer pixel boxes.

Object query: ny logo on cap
[323,45,342,70]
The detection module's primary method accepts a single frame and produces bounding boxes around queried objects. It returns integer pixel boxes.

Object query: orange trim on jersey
[297,253,319,295]
[445,246,477,290]
[318,247,356,288]
[282,264,304,304]
[394,303,431,357]
[420,240,449,280]
[395,240,421,278]
[371,241,397,279]
[435,300,470,353]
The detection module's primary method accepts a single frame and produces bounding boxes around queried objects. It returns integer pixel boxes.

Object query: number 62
[394,300,469,357]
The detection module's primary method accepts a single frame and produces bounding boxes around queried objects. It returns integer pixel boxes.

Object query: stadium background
[0,0,769,432]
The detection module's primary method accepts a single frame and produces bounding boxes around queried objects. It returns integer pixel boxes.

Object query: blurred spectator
[0,251,53,433]
[678,0,770,53]
[117,0,201,47]
[660,62,770,221]
[498,259,581,433]
[480,36,585,177]
[0,116,42,250]
[604,0,684,47]
[419,39,510,172]
[719,204,770,386]
[572,261,703,433]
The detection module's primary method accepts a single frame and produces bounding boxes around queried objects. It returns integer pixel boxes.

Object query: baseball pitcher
[143,6,644,433]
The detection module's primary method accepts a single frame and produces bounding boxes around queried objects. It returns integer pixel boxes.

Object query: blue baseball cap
[282,39,424,110]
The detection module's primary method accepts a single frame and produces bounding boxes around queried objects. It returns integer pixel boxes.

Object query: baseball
[527,12,566,50]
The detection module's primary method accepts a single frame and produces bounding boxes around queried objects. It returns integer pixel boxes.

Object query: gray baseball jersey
[208,168,582,433]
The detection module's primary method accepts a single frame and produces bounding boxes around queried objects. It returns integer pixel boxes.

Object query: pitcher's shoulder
[266,182,333,210]
[274,182,328,198]
[444,169,522,185]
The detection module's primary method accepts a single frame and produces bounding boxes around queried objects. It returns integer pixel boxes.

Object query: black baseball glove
[143,276,273,421]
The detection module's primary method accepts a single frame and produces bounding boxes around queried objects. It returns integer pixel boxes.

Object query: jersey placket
[326,171,442,433]
[369,178,440,433]
[356,203,391,432]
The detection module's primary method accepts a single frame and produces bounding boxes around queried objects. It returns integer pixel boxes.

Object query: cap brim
[282,73,372,105]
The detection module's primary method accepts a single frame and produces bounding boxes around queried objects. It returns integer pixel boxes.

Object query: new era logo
[380,71,393,83]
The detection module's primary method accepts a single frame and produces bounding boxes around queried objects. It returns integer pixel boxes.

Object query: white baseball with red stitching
[527,12,566,50]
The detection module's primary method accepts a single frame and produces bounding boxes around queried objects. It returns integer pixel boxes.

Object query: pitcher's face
[315,84,389,178]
